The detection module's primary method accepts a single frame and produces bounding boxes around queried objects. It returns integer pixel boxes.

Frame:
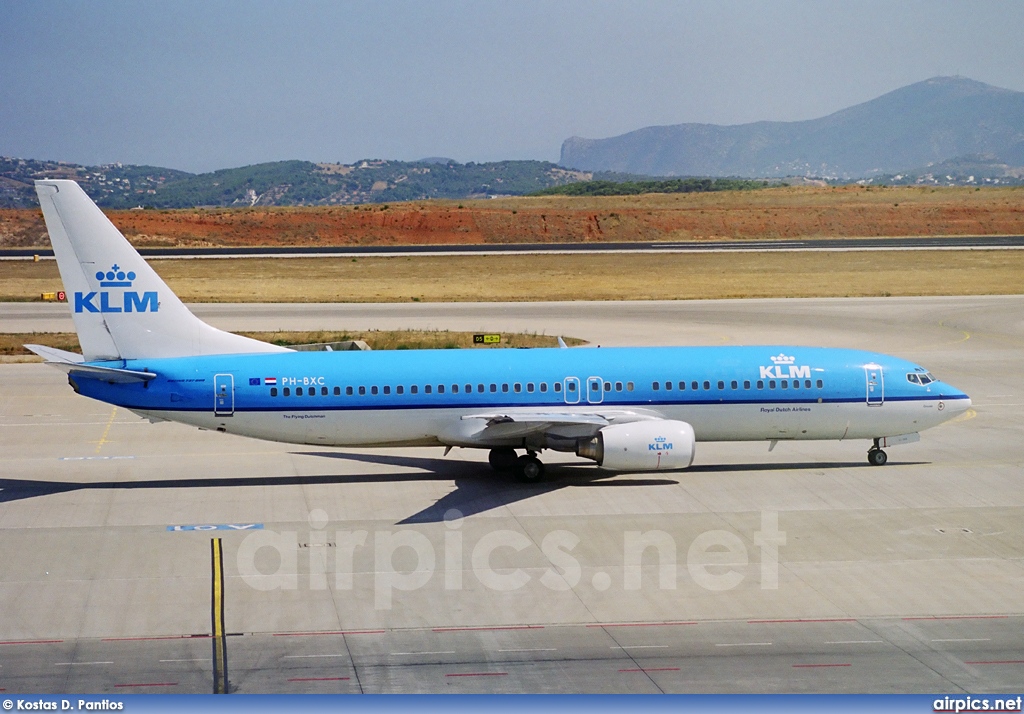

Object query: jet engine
[576,420,696,471]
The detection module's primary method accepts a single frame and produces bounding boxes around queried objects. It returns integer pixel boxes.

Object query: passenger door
[864,364,884,406]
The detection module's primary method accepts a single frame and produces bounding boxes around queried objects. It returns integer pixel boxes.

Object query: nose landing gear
[868,440,888,466]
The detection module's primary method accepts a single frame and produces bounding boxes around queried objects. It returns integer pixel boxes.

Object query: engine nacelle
[577,420,696,471]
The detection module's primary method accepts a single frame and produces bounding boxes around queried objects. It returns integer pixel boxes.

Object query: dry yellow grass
[2,250,1021,303]
[0,330,585,356]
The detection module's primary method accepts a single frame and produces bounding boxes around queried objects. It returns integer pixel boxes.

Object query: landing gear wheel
[868,448,888,466]
[514,454,545,483]
[488,448,518,472]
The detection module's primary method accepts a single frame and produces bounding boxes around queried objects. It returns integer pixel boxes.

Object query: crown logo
[654,436,667,442]
[770,353,796,365]
[95,264,136,287]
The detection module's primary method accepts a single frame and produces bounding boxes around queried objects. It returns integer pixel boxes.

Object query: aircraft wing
[458,409,659,441]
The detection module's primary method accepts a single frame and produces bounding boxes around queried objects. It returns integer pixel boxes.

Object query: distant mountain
[0,157,594,209]
[559,77,1024,179]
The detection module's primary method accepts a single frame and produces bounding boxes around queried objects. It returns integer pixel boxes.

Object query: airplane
[28,179,971,482]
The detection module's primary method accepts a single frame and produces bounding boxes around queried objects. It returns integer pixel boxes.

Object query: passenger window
[615,382,623,391]
[678,382,686,390]
[757,380,764,389]
[743,381,750,390]
[396,385,404,395]
[383,386,391,395]
[371,386,379,395]
[346,386,353,396]
[604,382,611,391]
[816,379,823,388]
[703,381,710,390]
[452,384,459,393]
[527,383,535,392]
[297,387,303,396]
[781,380,788,389]
[438,385,445,394]
[283,387,290,396]
[730,381,737,389]
[411,385,418,394]
[769,380,776,389]
[626,382,634,391]
[792,380,799,390]
[359,386,366,395]
[333,386,340,396]
[322,386,328,396]
[567,382,576,392]
[425,385,432,394]
[691,381,698,390]
[652,382,660,391]
[514,383,522,393]
[540,383,548,393]
[271,387,278,397]
[490,384,497,393]
[717,381,724,390]
[465,384,471,393]
[664,381,672,390]
[555,383,562,392]
[804,380,811,389]
[502,384,509,393]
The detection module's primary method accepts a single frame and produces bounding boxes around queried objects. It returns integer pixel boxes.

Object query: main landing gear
[867,439,888,466]
[488,448,546,483]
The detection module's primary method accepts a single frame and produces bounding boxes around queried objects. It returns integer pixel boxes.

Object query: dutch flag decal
[265,377,277,385]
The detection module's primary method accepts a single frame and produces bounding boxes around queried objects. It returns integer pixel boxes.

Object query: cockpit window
[907,370,937,385]
[906,373,920,384]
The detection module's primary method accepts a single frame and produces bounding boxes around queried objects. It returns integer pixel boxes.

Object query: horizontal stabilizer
[24,344,84,364]
[25,344,156,383]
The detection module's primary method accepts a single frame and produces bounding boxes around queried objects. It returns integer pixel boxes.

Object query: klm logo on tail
[75,264,158,313]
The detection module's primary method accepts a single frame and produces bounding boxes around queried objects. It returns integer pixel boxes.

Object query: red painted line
[793,663,851,668]
[445,672,508,677]
[114,682,178,688]
[432,625,544,633]
[619,667,681,673]
[288,677,350,682]
[273,630,385,637]
[587,622,697,628]
[965,660,1024,665]
[0,639,63,645]
[748,618,857,624]
[102,635,209,642]
[903,615,1009,621]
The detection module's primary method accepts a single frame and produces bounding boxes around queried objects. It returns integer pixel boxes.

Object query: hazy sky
[3,1,1023,173]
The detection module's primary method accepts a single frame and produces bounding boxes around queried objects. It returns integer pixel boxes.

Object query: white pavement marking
[282,654,348,659]
[826,640,884,644]
[716,643,772,647]
[389,651,456,656]
[54,661,113,666]
[932,638,992,642]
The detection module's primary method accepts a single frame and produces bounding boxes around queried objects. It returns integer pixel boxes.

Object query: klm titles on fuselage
[74,264,158,314]
[759,353,811,380]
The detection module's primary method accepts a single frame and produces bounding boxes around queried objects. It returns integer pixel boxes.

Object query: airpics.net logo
[75,263,158,314]
[234,510,787,610]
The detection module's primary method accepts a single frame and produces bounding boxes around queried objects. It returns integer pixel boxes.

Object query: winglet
[557,336,568,349]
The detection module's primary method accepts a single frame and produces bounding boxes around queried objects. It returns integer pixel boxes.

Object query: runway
[1,234,1022,259]
[1,296,1022,693]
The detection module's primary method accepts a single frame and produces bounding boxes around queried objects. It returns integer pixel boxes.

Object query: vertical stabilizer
[35,180,288,360]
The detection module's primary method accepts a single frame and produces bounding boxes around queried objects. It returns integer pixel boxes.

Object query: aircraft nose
[940,386,971,413]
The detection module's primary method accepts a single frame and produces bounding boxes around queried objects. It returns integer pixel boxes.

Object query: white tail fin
[35,180,288,360]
